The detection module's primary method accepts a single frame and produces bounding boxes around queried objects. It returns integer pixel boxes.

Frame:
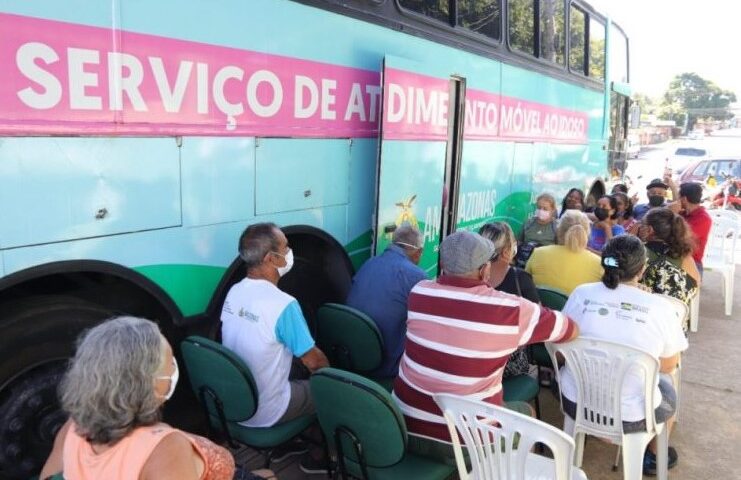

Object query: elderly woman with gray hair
[40,316,274,480]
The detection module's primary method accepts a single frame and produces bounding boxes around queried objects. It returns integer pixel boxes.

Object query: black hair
[644,208,695,258]
[611,183,629,194]
[601,235,647,289]
[613,192,634,218]
[238,222,281,272]
[559,188,585,217]
[597,194,620,220]
[679,182,703,204]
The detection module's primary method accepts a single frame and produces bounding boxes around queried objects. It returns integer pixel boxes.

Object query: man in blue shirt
[346,223,427,379]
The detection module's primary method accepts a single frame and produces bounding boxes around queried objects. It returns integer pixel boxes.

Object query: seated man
[221,222,328,471]
[346,223,427,379]
[393,230,579,458]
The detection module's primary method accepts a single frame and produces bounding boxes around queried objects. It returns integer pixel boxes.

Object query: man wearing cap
[346,223,427,379]
[393,230,579,457]
[633,176,679,221]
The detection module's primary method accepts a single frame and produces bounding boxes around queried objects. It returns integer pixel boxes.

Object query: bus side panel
[346,138,378,270]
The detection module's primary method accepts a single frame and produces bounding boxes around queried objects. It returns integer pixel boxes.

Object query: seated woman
[525,210,603,295]
[559,235,688,474]
[480,222,540,378]
[40,316,274,480]
[587,195,625,253]
[613,191,638,231]
[559,188,585,218]
[639,207,700,307]
[520,193,558,246]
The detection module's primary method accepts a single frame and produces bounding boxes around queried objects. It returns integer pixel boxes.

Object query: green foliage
[661,72,737,129]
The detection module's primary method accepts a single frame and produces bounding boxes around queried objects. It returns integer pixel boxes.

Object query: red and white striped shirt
[393,275,576,443]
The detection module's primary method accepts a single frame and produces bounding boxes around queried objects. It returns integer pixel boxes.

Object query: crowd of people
[40,177,713,479]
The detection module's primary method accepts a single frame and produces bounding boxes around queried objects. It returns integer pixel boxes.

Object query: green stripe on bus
[134,264,226,317]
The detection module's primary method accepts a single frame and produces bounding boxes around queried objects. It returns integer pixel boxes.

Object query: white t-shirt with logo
[559,282,688,421]
[221,278,315,427]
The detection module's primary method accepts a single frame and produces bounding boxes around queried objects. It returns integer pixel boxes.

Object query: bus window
[457,0,501,40]
[539,0,565,64]
[508,0,535,55]
[610,24,628,83]
[569,5,586,74]
[589,16,605,80]
[398,0,450,24]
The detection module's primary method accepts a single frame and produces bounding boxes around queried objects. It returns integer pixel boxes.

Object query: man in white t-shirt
[221,223,328,471]
[558,235,689,475]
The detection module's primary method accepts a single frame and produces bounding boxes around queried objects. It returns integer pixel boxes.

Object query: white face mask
[536,208,551,221]
[510,244,518,261]
[274,248,294,277]
[157,358,179,401]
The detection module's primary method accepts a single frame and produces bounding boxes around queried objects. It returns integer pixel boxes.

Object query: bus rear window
[508,0,535,55]
[398,0,449,24]
[457,0,501,40]
[539,0,565,64]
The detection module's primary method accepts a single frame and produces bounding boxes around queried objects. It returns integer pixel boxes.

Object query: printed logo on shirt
[620,302,648,314]
[223,301,233,315]
[238,307,260,322]
[598,308,609,316]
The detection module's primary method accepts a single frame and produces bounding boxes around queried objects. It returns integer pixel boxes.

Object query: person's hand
[631,193,639,205]
[627,222,641,236]
[667,201,683,214]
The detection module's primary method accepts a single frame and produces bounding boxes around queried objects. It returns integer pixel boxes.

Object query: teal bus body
[0,0,617,314]
[0,2,629,475]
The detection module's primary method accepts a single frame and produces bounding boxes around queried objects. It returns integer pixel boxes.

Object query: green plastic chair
[315,303,393,391]
[180,336,315,467]
[502,374,541,418]
[532,286,570,375]
[310,368,455,480]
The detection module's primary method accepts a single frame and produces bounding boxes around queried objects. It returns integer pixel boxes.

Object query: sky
[588,0,740,100]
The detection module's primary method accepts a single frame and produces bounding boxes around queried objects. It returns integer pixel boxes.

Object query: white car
[668,146,710,177]
[688,130,705,140]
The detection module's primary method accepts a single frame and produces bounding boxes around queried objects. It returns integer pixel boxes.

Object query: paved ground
[234,265,741,479]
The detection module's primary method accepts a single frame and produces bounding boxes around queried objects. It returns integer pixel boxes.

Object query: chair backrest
[309,368,407,468]
[536,286,569,311]
[546,337,660,443]
[703,214,738,265]
[180,336,259,422]
[657,294,689,332]
[434,393,578,480]
[315,303,384,373]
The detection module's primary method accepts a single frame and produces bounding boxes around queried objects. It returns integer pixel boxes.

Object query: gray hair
[61,316,164,444]
[238,222,281,271]
[392,223,424,250]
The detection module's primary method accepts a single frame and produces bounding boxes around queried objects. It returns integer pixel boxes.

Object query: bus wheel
[0,297,112,480]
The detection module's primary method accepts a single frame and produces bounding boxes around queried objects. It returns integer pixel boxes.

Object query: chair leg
[533,394,541,419]
[656,426,669,480]
[724,272,734,316]
[574,432,586,468]
[689,294,700,332]
[621,434,651,480]
[612,445,621,472]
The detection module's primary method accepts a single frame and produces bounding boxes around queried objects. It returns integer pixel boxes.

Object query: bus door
[373,56,465,276]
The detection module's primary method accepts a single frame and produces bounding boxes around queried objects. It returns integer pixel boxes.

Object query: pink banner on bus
[382,68,588,143]
[0,13,381,137]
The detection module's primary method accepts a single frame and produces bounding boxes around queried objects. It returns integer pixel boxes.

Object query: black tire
[0,296,112,480]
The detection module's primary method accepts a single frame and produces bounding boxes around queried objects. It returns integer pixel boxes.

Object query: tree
[661,72,736,130]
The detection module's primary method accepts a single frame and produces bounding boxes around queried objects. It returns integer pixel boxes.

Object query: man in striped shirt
[393,230,578,452]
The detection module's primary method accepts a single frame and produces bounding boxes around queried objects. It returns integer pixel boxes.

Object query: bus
[0,1,631,476]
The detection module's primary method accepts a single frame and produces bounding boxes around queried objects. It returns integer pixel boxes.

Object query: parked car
[668,146,709,176]
[626,135,640,159]
[676,158,741,184]
[688,129,705,140]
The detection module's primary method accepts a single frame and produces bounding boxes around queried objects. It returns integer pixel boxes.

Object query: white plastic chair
[702,214,737,316]
[657,294,687,422]
[688,291,700,333]
[433,393,587,480]
[546,338,669,480]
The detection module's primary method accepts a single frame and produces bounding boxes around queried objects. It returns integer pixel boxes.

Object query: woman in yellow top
[525,210,604,295]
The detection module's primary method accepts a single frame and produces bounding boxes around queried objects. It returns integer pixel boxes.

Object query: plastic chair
[546,338,670,480]
[315,303,392,390]
[309,368,455,480]
[433,393,587,480]
[531,286,570,379]
[702,214,737,316]
[657,294,687,422]
[502,374,541,419]
[688,291,700,333]
[180,336,316,467]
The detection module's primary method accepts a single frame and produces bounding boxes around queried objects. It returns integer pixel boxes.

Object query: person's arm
[518,269,541,304]
[39,420,71,479]
[140,432,201,480]
[659,352,680,374]
[518,298,579,347]
[681,254,701,286]
[300,346,329,372]
[665,173,679,202]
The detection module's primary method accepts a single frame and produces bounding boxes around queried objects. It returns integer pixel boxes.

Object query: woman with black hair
[639,207,700,305]
[559,188,585,218]
[559,235,688,475]
[613,191,637,231]
[587,195,625,252]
